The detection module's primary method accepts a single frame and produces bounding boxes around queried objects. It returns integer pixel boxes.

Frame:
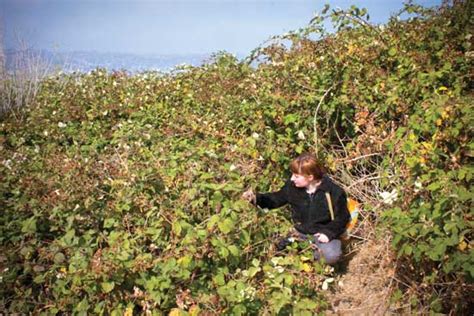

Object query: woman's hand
[314,233,329,243]
[242,188,256,205]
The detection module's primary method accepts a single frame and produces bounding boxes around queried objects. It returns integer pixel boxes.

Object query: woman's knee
[314,239,342,264]
[322,248,341,264]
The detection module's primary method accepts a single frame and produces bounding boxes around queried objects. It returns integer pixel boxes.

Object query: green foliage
[1,1,473,314]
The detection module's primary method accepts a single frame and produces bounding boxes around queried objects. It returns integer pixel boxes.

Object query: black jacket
[256,175,350,240]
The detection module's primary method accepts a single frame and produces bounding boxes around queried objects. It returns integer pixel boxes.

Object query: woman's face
[291,173,314,188]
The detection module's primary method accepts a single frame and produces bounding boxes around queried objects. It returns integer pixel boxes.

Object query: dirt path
[328,226,397,315]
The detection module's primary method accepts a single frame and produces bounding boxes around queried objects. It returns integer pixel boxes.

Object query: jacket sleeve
[318,190,351,240]
[255,180,289,210]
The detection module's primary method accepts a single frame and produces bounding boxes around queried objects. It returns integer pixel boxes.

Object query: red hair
[289,153,325,180]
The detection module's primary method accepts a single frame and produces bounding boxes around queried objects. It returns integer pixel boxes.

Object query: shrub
[0,1,472,314]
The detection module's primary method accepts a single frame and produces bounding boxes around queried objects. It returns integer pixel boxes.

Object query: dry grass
[326,216,398,315]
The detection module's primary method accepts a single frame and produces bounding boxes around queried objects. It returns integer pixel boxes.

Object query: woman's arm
[255,180,290,209]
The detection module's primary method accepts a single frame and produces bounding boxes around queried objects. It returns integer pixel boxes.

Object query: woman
[242,153,350,264]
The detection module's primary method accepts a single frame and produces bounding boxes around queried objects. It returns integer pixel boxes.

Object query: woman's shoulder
[321,175,346,196]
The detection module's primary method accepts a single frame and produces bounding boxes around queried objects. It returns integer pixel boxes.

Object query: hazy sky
[1,0,442,56]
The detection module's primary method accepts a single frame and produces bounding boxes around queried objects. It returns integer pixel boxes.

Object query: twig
[347,175,390,189]
[313,83,336,155]
[333,124,348,158]
[347,233,369,241]
[333,9,386,43]
[337,152,382,163]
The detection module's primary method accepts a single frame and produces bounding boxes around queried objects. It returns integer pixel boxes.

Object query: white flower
[414,181,423,193]
[380,189,398,205]
[297,130,305,140]
[229,164,237,171]
[322,277,334,290]
[2,159,12,170]
[58,122,66,128]
[251,132,260,139]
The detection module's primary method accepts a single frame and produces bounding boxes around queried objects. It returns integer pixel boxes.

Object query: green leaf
[218,218,234,234]
[228,245,239,256]
[172,221,182,236]
[21,217,37,234]
[104,218,117,228]
[54,252,66,264]
[207,214,220,229]
[388,47,397,56]
[283,113,299,125]
[75,298,90,312]
[427,182,441,191]
[247,266,261,278]
[404,244,413,256]
[63,229,76,246]
[101,281,115,293]
[218,246,229,258]
[214,273,226,286]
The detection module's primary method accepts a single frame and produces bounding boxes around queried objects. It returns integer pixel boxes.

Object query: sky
[1,0,443,57]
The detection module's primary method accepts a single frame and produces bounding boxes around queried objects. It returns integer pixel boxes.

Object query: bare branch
[313,83,337,156]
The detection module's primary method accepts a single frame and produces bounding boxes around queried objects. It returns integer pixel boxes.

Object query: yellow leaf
[169,308,183,316]
[458,241,467,251]
[300,255,312,262]
[302,263,312,272]
[124,306,134,316]
[178,255,192,268]
[421,142,433,151]
[189,305,201,316]
[348,44,356,54]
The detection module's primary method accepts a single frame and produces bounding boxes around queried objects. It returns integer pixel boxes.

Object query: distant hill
[4,49,243,73]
